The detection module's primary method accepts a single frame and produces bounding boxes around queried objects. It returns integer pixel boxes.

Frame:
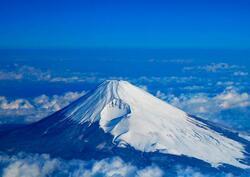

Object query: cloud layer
[1,151,248,177]
[183,63,245,73]
[0,152,163,177]
[0,91,85,123]
[0,62,249,176]
[156,87,250,130]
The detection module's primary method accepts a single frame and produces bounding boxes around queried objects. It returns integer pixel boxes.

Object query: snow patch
[100,98,131,132]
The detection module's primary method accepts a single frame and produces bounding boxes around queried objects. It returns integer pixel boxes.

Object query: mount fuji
[0,80,249,172]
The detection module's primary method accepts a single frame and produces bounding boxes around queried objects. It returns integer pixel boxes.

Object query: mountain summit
[0,80,249,170]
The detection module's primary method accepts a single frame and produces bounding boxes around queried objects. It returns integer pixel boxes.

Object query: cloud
[0,64,202,86]
[216,81,236,87]
[0,151,246,177]
[136,166,163,177]
[0,91,85,123]
[174,165,250,177]
[0,152,164,177]
[156,90,168,100]
[2,154,58,177]
[0,71,23,80]
[0,97,33,110]
[0,64,102,83]
[0,65,129,84]
[159,87,250,114]
[0,65,51,81]
[182,85,205,91]
[215,88,250,109]
[33,91,84,111]
[131,76,198,85]
[155,87,250,130]
[174,166,237,177]
[233,71,248,76]
[147,59,193,64]
[183,63,244,73]
[176,166,208,177]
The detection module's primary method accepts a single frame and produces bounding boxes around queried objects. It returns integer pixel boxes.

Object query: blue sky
[0,0,250,48]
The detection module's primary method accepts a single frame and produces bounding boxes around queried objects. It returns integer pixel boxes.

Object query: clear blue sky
[0,0,250,49]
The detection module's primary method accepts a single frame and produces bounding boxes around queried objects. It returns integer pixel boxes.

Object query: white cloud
[174,165,239,177]
[49,75,103,83]
[147,59,193,64]
[0,71,23,80]
[136,165,163,177]
[2,155,58,177]
[216,81,235,87]
[0,97,33,110]
[0,152,164,177]
[0,65,205,87]
[0,91,85,123]
[233,71,248,76]
[156,90,168,100]
[176,166,207,177]
[183,85,204,91]
[33,91,84,112]
[183,63,243,73]
[156,87,250,122]
[51,75,201,86]
[0,65,101,83]
[215,88,250,109]
[0,151,243,177]
[0,65,197,85]
[0,65,51,81]
[131,76,198,85]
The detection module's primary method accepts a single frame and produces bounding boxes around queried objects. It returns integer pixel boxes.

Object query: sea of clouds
[0,152,165,177]
[1,151,242,177]
[0,61,249,176]
[0,62,249,122]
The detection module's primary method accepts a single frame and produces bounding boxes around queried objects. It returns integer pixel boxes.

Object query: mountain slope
[0,80,249,170]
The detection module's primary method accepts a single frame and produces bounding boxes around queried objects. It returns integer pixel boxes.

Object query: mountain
[0,80,249,171]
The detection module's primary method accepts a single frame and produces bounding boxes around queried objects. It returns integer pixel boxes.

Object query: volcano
[0,80,249,171]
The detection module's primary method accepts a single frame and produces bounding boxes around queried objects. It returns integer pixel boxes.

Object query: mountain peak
[102,79,126,84]
[0,80,249,169]
[100,79,129,86]
[64,79,185,124]
[98,79,134,94]
[56,80,248,168]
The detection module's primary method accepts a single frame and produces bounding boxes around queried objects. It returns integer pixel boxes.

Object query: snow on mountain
[0,80,249,170]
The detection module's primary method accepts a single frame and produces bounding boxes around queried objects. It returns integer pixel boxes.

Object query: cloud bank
[0,91,85,123]
[156,87,250,130]
[0,151,248,177]
[183,63,244,73]
[166,87,250,113]
[0,152,163,177]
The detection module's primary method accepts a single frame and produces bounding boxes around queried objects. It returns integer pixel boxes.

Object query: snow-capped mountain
[0,80,249,171]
